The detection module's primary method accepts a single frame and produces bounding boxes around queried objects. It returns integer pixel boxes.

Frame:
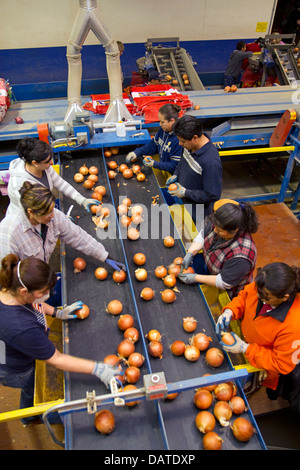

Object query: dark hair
[173,115,203,140]
[210,202,259,234]
[16,137,53,164]
[255,262,300,299]
[0,254,57,294]
[19,182,55,217]
[236,41,246,50]
[159,103,181,121]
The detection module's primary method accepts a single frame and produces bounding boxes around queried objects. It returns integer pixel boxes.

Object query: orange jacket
[224,282,300,390]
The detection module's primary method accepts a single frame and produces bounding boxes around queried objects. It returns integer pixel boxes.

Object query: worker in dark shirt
[224,40,253,87]
[0,254,122,424]
[179,200,258,298]
[166,115,222,225]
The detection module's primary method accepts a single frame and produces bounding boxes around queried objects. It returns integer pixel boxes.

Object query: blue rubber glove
[166,175,178,186]
[105,258,126,272]
[82,198,101,213]
[168,182,186,198]
[220,332,249,354]
[215,309,233,335]
[92,362,124,389]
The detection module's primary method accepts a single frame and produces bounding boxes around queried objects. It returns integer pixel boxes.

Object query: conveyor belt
[60,148,266,450]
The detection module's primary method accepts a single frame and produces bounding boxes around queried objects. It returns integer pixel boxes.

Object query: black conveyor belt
[60,148,265,450]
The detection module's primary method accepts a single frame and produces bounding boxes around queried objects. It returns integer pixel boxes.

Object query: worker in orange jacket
[216,262,300,391]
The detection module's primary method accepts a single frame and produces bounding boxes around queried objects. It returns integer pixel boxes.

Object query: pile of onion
[190,333,212,351]
[205,348,224,368]
[94,409,115,435]
[106,299,123,315]
[231,417,254,442]
[73,257,86,273]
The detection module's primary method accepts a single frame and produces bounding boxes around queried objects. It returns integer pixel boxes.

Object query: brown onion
[125,366,140,384]
[79,164,89,175]
[95,267,108,280]
[165,391,178,401]
[148,340,163,358]
[100,206,110,218]
[168,263,181,277]
[94,185,106,196]
[184,345,200,362]
[163,236,175,247]
[124,327,139,343]
[146,329,162,342]
[127,227,140,240]
[231,417,254,442]
[104,150,112,158]
[91,191,103,202]
[194,389,213,409]
[202,432,223,450]
[132,165,141,174]
[136,172,146,181]
[108,170,117,179]
[135,268,147,281]
[73,257,86,273]
[140,287,154,300]
[173,256,183,265]
[214,382,233,402]
[195,411,216,434]
[118,314,134,331]
[161,289,176,303]
[155,265,168,279]
[127,352,145,368]
[75,304,90,320]
[90,204,100,214]
[108,160,118,170]
[89,166,99,175]
[121,215,131,228]
[83,179,95,189]
[111,147,119,155]
[117,339,135,358]
[88,173,98,183]
[170,340,186,356]
[183,316,197,332]
[106,300,123,315]
[122,197,132,207]
[113,269,127,283]
[117,204,128,215]
[163,274,176,288]
[191,333,212,351]
[130,205,143,217]
[123,384,138,407]
[221,332,235,345]
[230,396,246,415]
[119,163,128,173]
[94,409,115,434]
[214,401,232,427]
[103,354,120,366]
[123,169,133,179]
[205,348,224,367]
[74,173,84,183]
[133,253,146,265]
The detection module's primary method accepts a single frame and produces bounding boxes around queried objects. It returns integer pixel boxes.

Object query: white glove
[215,309,233,335]
[54,301,84,320]
[220,332,249,354]
[126,151,137,163]
[143,156,154,167]
[92,362,123,388]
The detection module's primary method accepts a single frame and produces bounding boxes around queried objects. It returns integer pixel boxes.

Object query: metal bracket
[86,390,97,414]
[110,378,125,406]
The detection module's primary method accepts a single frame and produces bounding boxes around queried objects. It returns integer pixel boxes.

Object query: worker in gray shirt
[224,41,253,88]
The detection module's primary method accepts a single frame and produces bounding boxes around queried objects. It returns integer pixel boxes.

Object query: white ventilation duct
[65,0,132,125]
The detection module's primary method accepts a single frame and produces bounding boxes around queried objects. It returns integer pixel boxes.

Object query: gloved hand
[166,175,178,186]
[54,301,84,320]
[143,156,154,167]
[105,258,126,272]
[220,332,249,354]
[92,362,124,389]
[178,272,197,284]
[82,198,101,213]
[126,151,137,163]
[215,308,233,335]
[181,252,193,270]
[168,182,186,198]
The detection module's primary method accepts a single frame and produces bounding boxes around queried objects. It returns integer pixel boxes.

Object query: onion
[124,327,139,343]
[161,289,176,303]
[94,409,115,435]
[108,160,118,170]
[95,267,108,280]
[214,382,233,401]
[118,314,134,331]
[130,205,143,217]
[113,269,126,283]
[194,389,213,409]
[75,304,90,320]
[83,179,95,189]
[170,340,186,356]
[148,340,163,358]
[231,417,254,442]
[140,287,154,300]
[103,354,120,366]
[106,300,123,315]
[117,204,128,215]
[229,396,246,415]
[74,173,84,183]
[91,192,102,202]
[108,170,117,179]
[163,274,176,288]
[127,352,145,368]
[163,236,175,247]
[135,268,147,281]
[100,206,110,218]
[165,391,178,401]
[146,329,162,342]
[182,267,195,274]
[168,263,181,277]
[122,197,132,207]
[88,173,98,183]
[125,366,140,384]
[89,166,99,175]
[202,432,223,450]
[155,265,167,279]
[123,169,133,179]
[184,345,200,362]
[111,147,119,155]
[205,348,224,367]
[121,215,131,228]
[119,163,128,173]
[173,256,183,265]
[95,215,108,229]
[123,384,138,407]
[94,185,106,196]
[133,253,146,265]
[191,333,212,351]
[132,165,141,174]
[136,172,146,182]
[183,316,197,332]
[214,401,232,427]
[130,213,142,226]
[104,150,112,158]
[221,332,235,345]
[168,183,178,191]
[195,411,216,434]
[73,257,86,273]
[127,227,140,240]
[79,165,89,175]
[117,339,135,358]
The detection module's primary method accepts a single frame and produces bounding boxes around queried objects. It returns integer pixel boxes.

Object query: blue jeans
[0,366,35,424]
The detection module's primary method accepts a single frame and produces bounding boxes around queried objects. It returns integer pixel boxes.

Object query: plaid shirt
[0,208,109,263]
[203,230,257,296]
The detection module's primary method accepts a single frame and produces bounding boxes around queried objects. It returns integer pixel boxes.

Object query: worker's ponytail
[255,262,300,299]
[210,202,259,235]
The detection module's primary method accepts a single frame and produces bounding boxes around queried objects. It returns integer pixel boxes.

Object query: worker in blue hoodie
[167,115,222,224]
[126,103,182,174]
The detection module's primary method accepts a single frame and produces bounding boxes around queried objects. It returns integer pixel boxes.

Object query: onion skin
[170,340,186,356]
[232,417,254,442]
[202,432,223,450]
[205,348,225,367]
[214,401,232,427]
[195,411,216,434]
[194,389,213,409]
[94,409,115,435]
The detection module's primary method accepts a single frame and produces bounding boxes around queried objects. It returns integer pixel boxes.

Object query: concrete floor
[0,155,299,450]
